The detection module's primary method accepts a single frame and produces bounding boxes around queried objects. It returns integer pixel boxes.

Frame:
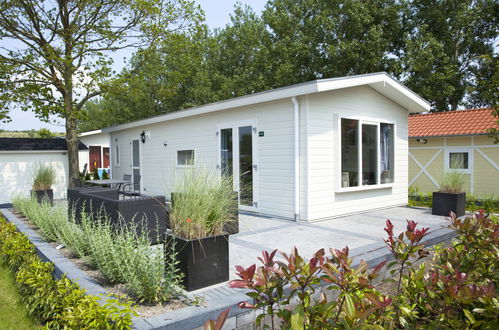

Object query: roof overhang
[103,72,430,133]
[78,129,104,137]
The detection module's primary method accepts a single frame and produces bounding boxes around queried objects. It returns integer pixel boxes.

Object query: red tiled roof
[409,108,498,137]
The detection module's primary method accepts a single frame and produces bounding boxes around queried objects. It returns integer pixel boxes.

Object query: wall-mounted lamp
[140,131,146,143]
[163,141,168,147]
[416,138,427,144]
[114,137,118,142]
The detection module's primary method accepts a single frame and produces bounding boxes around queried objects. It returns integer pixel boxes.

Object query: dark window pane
[221,129,233,177]
[449,152,468,169]
[239,126,253,206]
[380,123,394,183]
[177,150,194,165]
[132,140,140,167]
[362,124,377,185]
[341,119,359,187]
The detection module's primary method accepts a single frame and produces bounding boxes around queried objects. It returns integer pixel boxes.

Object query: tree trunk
[66,115,79,188]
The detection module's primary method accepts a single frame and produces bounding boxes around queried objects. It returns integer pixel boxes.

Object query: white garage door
[0,152,69,204]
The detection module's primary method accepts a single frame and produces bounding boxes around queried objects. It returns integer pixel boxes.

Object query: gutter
[292,97,300,222]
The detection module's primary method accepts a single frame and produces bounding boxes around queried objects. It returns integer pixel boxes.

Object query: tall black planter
[165,233,229,291]
[31,189,53,205]
[432,192,466,217]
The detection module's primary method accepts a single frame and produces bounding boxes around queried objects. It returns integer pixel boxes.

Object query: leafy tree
[37,128,55,138]
[0,0,201,186]
[402,0,498,111]
[205,4,272,99]
[79,27,212,132]
[262,0,406,86]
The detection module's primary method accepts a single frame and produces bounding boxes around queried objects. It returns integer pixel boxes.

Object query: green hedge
[0,215,136,329]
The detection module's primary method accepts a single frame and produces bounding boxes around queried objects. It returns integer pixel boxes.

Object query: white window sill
[336,183,394,193]
[176,165,195,168]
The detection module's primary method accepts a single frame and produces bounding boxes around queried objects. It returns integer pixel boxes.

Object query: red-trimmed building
[408,108,498,196]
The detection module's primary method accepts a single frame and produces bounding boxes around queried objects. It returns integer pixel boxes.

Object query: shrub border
[1,207,458,330]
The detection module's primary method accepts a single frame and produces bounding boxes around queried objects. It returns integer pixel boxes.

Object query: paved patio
[229,206,452,279]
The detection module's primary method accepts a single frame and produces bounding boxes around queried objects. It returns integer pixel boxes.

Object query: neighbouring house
[409,108,499,197]
[103,72,430,221]
[0,138,88,203]
[78,129,110,174]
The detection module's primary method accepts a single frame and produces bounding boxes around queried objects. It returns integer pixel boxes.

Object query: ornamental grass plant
[32,164,55,190]
[438,160,466,193]
[169,166,237,240]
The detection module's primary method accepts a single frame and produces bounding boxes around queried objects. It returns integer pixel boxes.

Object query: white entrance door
[218,122,258,211]
[131,139,141,191]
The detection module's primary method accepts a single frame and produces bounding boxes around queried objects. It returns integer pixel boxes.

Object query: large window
[341,118,394,188]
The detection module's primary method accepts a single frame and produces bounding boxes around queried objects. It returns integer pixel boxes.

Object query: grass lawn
[0,263,39,329]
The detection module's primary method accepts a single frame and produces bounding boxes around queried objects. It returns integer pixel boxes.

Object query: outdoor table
[85,179,129,189]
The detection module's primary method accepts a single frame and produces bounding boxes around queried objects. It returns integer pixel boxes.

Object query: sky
[0,0,268,133]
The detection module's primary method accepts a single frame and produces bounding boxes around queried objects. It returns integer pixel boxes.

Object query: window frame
[444,148,472,174]
[176,149,196,167]
[337,116,396,192]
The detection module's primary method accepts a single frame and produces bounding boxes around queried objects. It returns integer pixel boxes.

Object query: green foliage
[0,263,39,328]
[438,165,466,193]
[230,247,390,328]
[170,166,237,239]
[13,196,181,303]
[12,196,63,242]
[102,170,110,180]
[32,164,55,190]
[231,212,498,328]
[396,211,499,328]
[85,172,92,181]
[0,1,202,185]
[83,0,497,128]
[92,167,100,180]
[403,0,498,111]
[37,128,55,138]
[0,215,136,328]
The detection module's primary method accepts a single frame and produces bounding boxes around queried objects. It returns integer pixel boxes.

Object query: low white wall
[0,152,69,203]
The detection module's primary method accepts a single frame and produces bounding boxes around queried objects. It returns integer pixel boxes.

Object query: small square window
[449,152,468,169]
[177,150,194,166]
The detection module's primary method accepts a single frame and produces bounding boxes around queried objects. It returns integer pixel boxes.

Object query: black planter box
[31,189,53,205]
[165,233,229,291]
[171,192,239,234]
[67,187,168,245]
[432,192,466,217]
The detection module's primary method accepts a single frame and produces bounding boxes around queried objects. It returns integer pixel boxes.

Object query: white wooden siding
[305,86,409,220]
[0,152,69,203]
[111,100,296,219]
[110,85,411,221]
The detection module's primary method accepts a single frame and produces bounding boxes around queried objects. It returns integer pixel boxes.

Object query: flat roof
[0,138,88,151]
[103,72,431,133]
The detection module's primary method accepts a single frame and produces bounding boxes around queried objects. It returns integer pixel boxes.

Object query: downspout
[292,97,300,222]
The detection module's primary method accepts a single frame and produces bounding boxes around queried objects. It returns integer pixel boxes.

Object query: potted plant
[165,167,237,291]
[432,165,466,217]
[31,164,56,205]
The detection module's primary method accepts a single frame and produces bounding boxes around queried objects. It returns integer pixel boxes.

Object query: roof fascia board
[0,150,68,154]
[103,72,430,133]
[78,129,103,137]
[409,133,490,138]
[103,83,319,133]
